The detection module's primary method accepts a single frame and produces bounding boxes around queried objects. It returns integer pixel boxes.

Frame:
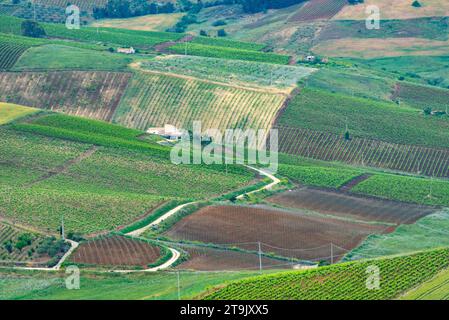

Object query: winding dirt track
[5,165,279,273]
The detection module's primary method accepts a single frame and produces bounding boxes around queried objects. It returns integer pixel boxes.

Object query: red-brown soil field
[288,0,347,22]
[0,71,131,121]
[268,188,437,225]
[277,126,449,178]
[70,235,162,267]
[164,205,388,262]
[175,245,293,271]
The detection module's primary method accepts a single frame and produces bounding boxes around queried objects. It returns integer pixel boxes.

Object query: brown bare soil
[268,188,437,225]
[164,205,388,262]
[288,0,346,22]
[175,245,292,271]
[0,71,131,121]
[70,235,161,267]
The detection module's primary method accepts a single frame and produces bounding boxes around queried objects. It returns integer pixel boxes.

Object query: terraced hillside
[204,248,449,300]
[0,71,131,121]
[114,71,286,142]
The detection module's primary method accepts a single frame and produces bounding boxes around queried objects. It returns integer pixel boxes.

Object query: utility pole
[61,215,65,240]
[330,243,334,265]
[258,241,263,273]
[33,0,37,22]
[184,42,188,56]
[177,271,181,300]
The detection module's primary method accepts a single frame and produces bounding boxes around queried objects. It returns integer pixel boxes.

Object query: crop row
[277,126,449,178]
[168,43,291,65]
[114,71,286,148]
[205,248,449,300]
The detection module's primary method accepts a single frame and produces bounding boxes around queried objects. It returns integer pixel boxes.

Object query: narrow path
[339,173,373,193]
[6,165,279,273]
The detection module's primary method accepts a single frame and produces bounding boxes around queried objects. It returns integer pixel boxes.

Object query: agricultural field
[268,188,436,225]
[0,112,253,234]
[13,44,133,71]
[277,88,449,149]
[0,269,263,300]
[204,248,449,300]
[335,0,449,20]
[318,17,449,41]
[114,71,286,141]
[38,0,108,12]
[141,55,315,89]
[276,126,449,178]
[352,174,449,207]
[287,0,347,22]
[0,71,132,121]
[347,210,449,260]
[90,13,185,32]
[0,39,30,70]
[163,205,387,263]
[0,102,38,125]
[313,37,449,59]
[175,243,290,271]
[391,82,449,110]
[402,268,449,300]
[69,235,165,268]
[168,42,291,65]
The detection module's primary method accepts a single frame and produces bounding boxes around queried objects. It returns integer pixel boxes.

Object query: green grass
[204,248,449,300]
[401,268,449,300]
[169,42,290,65]
[355,55,449,89]
[319,17,449,41]
[0,270,263,300]
[13,44,132,71]
[0,102,38,125]
[142,55,314,88]
[352,174,449,207]
[346,210,449,261]
[191,36,266,51]
[278,88,449,149]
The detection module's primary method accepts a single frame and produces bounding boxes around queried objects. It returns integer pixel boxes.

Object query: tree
[217,29,227,37]
[412,0,422,8]
[199,30,208,36]
[21,20,46,38]
[423,107,432,115]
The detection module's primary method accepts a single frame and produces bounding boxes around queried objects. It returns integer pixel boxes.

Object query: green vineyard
[0,41,29,70]
[114,71,286,138]
[204,248,449,300]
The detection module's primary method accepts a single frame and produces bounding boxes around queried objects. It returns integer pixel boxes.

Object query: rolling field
[0,40,30,70]
[288,0,346,22]
[277,126,449,178]
[90,13,185,32]
[313,37,449,59]
[318,17,449,41]
[168,42,291,65]
[0,102,38,125]
[13,44,133,71]
[335,0,449,20]
[163,205,387,262]
[0,71,131,121]
[69,235,164,268]
[347,210,449,260]
[392,82,449,110]
[0,112,253,234]
[114,71,286,138]
[277,88,449,149]
[268,188,436,225]
[175,244,290,271]
[352,174,449,207]
[402,268,449,300]
[204,248,449,300]
[0,269,263,300]
[141,55,315,89]
[38,0,108,12]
